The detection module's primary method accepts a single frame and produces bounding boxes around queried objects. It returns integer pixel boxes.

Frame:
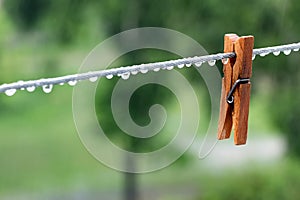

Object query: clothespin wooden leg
[232,36,254,145]
[218,34,239,140]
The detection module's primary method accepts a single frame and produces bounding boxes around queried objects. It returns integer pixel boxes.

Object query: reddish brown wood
[218,34,238,140]
[218,34,254,145]
[233,83,251,144]
[232,36,254,145]
[232,36,254,81]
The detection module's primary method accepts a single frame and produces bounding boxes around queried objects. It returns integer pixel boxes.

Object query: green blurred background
[1,0,300,199]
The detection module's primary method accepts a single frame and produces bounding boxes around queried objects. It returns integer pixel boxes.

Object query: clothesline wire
[0,41,300,95]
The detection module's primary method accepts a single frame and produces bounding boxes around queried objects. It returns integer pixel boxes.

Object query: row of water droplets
[100,57,228,80]
[81,57,225,81]
[3,42,300,97]
[252,47,300,60]
[4,79,79,96]
[3,57,225,97]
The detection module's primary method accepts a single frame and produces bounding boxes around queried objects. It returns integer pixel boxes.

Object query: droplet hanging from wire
[5,89,17,96]
[26,86,36,92]
[42,85,53,94]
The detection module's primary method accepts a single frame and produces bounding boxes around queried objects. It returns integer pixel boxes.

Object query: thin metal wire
[253,42,300,56]
[0,52,235,93]
[1,41,300,95]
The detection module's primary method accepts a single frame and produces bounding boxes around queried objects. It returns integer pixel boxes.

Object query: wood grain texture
[233,83,251,145]
[232,36,254,145]
[217,34,238,140]
[232,36,254,81]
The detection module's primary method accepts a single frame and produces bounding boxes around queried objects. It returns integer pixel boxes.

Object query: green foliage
[269,83,300,157]
[2,0,300,198]
[3,0,50,30]
[200,160,300,200]
[95,49,183,152]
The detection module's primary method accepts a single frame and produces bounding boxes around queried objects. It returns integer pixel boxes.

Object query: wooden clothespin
[217,34,254,145]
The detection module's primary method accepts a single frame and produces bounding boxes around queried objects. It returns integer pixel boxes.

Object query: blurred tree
[264,0,300,158]
[3,0,50,30]
[3,0,300,199]
[95,50,181,200]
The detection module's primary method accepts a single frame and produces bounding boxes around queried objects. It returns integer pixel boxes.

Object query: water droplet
[121,72,130,80]
[153,68,160,72]
[283,49,292,55]
[140,69,148,74]
[293,48,300,52]
[177,64,184,69]
[252,54,256,60]
[106,74,113,79]
[273,51,281,56]
[89,77,98,82]
[42,85,53,94]
[68,80,77,86]
[59,82,65,86]
[17,81,25,90]
[194,62,202,67]
[185,63,192,67]
[26,86,36,92]
[131,71,138,75]
[5,89,16,96]
[222,58,229,65]
[259,52,269,57]
[208,60,216,66]
[166,66,174,70]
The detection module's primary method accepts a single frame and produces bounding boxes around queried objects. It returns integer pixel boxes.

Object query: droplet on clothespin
[222,58,229,65]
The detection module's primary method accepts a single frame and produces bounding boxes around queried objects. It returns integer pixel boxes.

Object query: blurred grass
[0,85,295,199]
[200,158,300,200]
[0,87,122,195]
